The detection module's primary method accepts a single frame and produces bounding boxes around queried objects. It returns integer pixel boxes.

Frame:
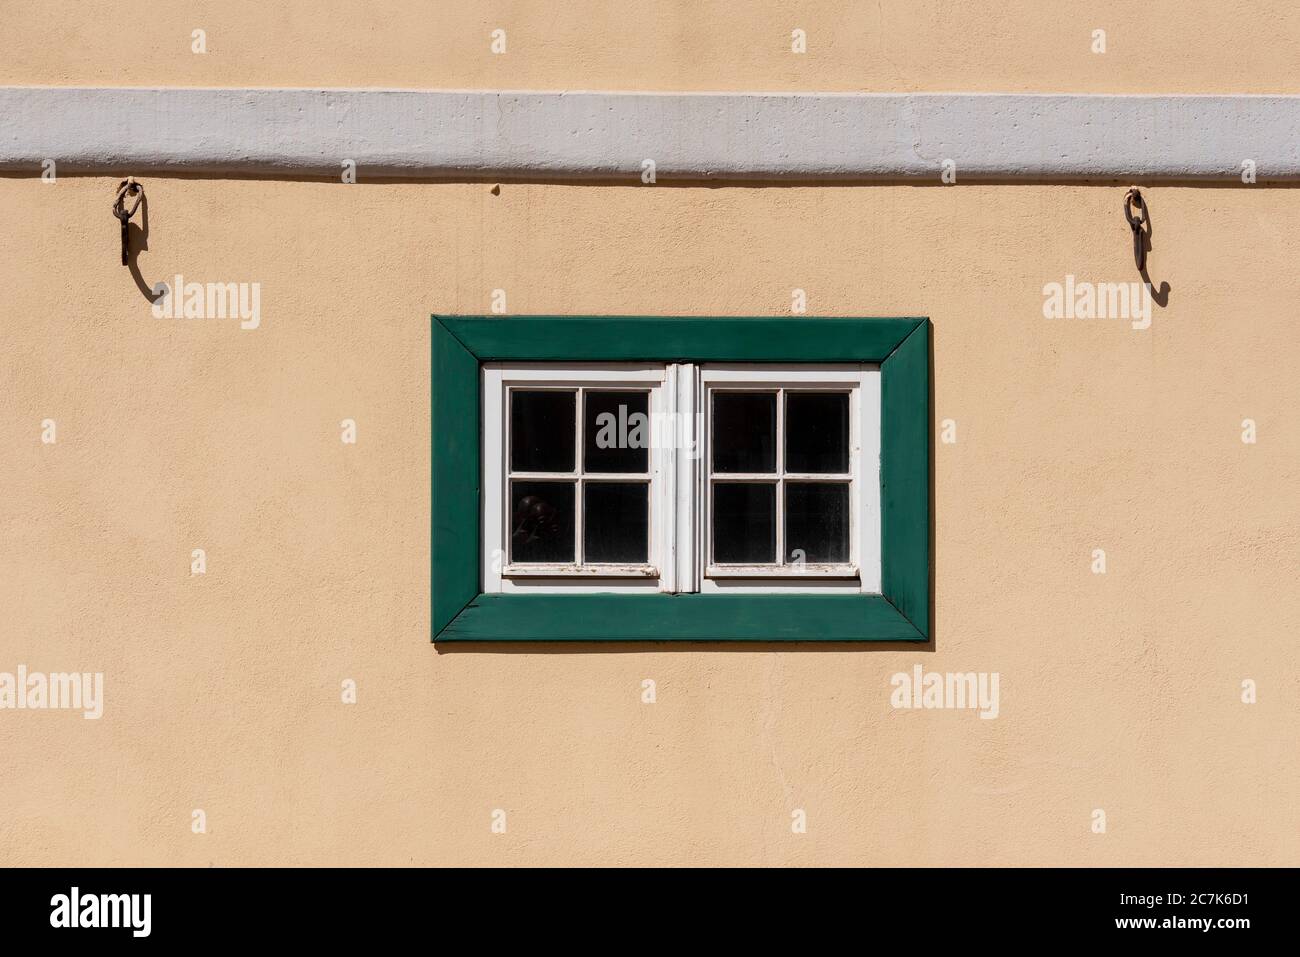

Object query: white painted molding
[1,87,1296,182]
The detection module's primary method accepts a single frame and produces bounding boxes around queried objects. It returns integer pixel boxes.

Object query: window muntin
[483,362,879,596]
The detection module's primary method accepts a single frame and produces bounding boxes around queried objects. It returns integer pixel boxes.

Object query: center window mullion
[575,386,586,567]
[775,386,785,568]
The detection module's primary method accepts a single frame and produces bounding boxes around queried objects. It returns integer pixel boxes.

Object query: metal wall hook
[112,177,144,266]
[1123,186,1148,271]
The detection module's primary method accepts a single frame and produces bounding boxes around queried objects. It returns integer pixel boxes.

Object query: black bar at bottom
[0,866,1281,943]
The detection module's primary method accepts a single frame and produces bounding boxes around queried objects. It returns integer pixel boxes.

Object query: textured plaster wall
[3,0,1300,93]
[0,176,1296,865]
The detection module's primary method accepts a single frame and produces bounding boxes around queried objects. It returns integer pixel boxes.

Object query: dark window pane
[510,390,575,472]
[584,391,650,473]
[712,483,776,563]
[583,482,649,563]
[712,392,776,473]
[785,482,850,564]
[510,481,575,563]
[785,392,850,474]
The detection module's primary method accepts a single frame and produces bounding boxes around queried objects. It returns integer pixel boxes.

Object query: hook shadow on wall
[1124,186,1171,309]
[110,177,163,303]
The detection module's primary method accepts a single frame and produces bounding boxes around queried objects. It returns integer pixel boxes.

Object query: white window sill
[502,564,659,579]
[705,564,859,579]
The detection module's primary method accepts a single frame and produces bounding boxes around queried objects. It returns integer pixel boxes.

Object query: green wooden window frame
[433,315,931,642]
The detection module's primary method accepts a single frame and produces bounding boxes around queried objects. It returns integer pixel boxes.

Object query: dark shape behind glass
[510,481,575,563]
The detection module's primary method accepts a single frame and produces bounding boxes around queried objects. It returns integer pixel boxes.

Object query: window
[435,316,930,641]
[482,363,878,595]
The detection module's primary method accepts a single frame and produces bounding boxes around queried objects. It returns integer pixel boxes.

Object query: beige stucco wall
[2,177,1295,866]
[1,4,1297,866]
[4,0,1300,93]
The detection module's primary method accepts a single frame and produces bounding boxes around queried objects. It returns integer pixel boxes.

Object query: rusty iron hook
[1123,186,1148,271]
[112,177,144,266]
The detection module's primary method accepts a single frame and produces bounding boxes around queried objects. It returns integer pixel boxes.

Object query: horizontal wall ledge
[2,87,1298,183]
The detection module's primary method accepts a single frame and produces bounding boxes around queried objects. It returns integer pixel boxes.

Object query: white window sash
[482,363,672,595]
